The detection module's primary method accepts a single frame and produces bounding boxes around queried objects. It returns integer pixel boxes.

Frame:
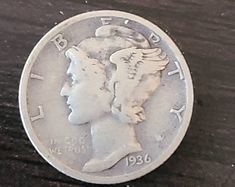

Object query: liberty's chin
[67,109,87,125]
[67,105,107,125]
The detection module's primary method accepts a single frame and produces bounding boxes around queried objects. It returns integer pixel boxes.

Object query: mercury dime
[19,10,194,184]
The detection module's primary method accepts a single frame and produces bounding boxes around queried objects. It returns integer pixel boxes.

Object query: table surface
[0,0,235,187]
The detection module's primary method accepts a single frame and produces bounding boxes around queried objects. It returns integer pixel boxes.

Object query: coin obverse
[19,10,194,184]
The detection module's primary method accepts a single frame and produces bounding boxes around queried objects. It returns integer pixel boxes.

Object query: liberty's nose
[60,82,71,97]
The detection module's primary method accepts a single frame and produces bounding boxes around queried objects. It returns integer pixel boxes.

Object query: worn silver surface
[19,10,194,184]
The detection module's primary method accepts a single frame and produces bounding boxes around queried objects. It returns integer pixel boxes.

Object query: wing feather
[109,47,169,123]
[110,47,169,79]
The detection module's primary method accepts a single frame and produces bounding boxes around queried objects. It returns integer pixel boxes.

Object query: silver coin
[19,10,193,184]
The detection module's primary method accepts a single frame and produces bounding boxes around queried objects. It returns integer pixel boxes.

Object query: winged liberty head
[60,25,169,172]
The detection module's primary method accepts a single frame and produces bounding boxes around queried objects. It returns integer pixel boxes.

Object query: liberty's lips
[66,98,72,109]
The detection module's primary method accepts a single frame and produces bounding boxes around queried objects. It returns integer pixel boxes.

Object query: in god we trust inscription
[19,10,193,184]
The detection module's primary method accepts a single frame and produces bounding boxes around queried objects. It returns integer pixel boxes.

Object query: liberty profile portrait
[60,25,169,172]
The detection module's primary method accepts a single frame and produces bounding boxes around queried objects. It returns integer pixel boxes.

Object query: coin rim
[19,10,194,184]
